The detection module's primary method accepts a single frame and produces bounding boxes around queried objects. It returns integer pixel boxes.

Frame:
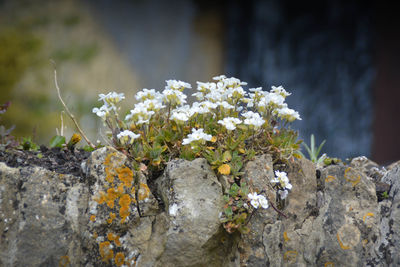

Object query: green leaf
[224,206,233,217]
[49,135,66,148]
[222,150,232,162]
[229,183,240,197]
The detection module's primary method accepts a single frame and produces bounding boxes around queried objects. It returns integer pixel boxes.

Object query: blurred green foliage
[0,27,42,101]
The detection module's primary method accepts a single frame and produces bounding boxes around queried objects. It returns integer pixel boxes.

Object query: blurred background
[0,0,399,164]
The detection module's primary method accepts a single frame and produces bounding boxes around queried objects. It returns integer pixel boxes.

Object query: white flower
[272,171,292,190]
[165,79,191,91]
[258,195,269,209]
[248,192,269,209]
[248,192,259,201]
[98,92,125,106]
[117,130,140,145]
[135,88,159,101]
[212,75,226,81]
[218,117,242,131]
[276,107,302,122]
[250,199,260,209]
[182,128,212,146]
[242,111,265,129]
[271,85,291,97]
[92,105,110,119]
[162,89,187,106]
[259,92,285,108]
[278,190,289,199]
[170,107,190,123]
[216,101,235,110]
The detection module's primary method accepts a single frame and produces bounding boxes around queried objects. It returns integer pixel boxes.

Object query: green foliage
[49,135,66,148]
[20,137,40,151]
[221,182,251,234]
[300,134,326,164]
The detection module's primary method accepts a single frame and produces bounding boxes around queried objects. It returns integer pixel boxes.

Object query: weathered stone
[1,148,400,267]
[0,162,87,267]
[373,163,400,266]
[156,158,227,267]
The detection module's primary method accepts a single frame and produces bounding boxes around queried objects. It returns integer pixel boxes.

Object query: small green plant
[20,136,40,151]
[300,134,326,164]
[382,191,389,199]
[92,75,301,233]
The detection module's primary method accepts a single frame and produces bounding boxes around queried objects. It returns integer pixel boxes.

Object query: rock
[0,162,88,267]
[2,147,400,267]
[155,158,228,267]
[373,163,400,266]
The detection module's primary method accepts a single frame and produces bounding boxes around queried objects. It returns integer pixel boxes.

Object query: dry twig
[53,65,95,149]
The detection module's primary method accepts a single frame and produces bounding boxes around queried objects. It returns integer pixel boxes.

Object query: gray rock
[0,162,88,267]
[2,148,400,267]
[155,158,228,267]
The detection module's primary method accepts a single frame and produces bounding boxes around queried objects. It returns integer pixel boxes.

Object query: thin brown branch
[53,67,95,149]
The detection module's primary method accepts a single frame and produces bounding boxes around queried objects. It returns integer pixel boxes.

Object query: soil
[0,145,91,177]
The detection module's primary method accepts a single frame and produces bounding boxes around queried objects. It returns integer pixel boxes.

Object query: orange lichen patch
[114,235,121,246]
[105,167,115,183]
[117,184,125,194]
[283,231,290,242]
[107,212,116,224]
[90,215,96,222]
[59,255,70,267]
[119,194,131,207]
[324,262,334,267]
[363,212,374,223]
[99,241,114,262]
[336,232,351,250]
[115,252,125,266]
[283,250,298,263]
[325,175,336,183]
[344,167,361,187]
[117,166,134,187]
[106,188,121,208]
[362,239,369,246]
[119,206,130,223]
[137,183,150,201]
[94,191,107,204]
[107,232,116,241]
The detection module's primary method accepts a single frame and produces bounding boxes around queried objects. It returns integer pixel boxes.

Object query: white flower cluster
[271,170,292,199]
[117,130,140,145]
[93,75,301,148]
[247,192,269,209]
[182,128,212,147]
[92,92,125,119]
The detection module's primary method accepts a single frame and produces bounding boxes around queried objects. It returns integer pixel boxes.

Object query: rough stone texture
[0,162,88,267]
[1,148,400,266]
[373,161,400,266]
[155,158,228,267]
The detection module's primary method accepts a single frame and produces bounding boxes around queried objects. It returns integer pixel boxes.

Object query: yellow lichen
[325,175,336,183]
[107,212,116,224]
[117,166,134,188]
[119,206,130,223]
[99,241,114,262]
[114,235,121,246]
[107,232,115,241]
[325,262,334,267]
[90,215,96,222]
[283,250,298,263]
[59,255,70,267]
[115,252,125,266]
[283,231,290,242]
[119,194,131,207]
[336,232,351,250]
[94,191,107,204]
